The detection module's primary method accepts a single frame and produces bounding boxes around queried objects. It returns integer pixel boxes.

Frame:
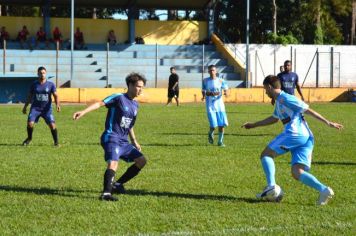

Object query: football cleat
[317,187,334,205]
[256,185,275,199]
[218,142,225,147]
[22,138,31,146]
[112,183,126,194]
[99,193,118,201]
[208,132,214,144]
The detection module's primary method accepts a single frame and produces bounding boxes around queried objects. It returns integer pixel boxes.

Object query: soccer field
[0,103,355,235]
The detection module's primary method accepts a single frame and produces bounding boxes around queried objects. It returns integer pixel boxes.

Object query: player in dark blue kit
[277,60,305,101]
[73,73,147,201]
[22,66,60,146]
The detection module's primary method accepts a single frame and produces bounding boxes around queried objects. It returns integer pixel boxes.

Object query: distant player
[241,75,343,205]
[166,67,180,106]
[202,64,229,147]
[22,66,60,146]
[277,60,305,101]
[73,73,147,201]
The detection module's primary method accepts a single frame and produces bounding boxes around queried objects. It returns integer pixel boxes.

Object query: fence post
[106,42,109,88]
[330,47,334,88]
[255,50,257,86]
[56,41,59,87]
[273,47,276,75]
[294,48,297,72]
[2,40,6,75]
[202,44,205,81]
[316,48,319,88]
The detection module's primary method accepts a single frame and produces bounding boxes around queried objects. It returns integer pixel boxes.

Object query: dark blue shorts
[101,142,143,163]
[28,108,55,124]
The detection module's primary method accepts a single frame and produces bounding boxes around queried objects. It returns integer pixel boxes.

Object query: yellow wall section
[0,16,206,44]
[58,88,354,103]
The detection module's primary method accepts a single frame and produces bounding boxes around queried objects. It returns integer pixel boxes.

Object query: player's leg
[216,112,228,147]
[166,90,173,106]
[100,143,120,201]
[23,109,40,146]
[291,137,334,205]
[207,112,217,144]
[113,144,146,194]
[44,111,58,146]
[174,90,179,106]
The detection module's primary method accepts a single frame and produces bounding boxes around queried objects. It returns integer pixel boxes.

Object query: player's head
[280,65,284,73]
[208,65,217,77]
[170,67,176,74]
[263,75,281,98]
[125,72,146,98]
[283,60,292,72]
[37,66,47,79]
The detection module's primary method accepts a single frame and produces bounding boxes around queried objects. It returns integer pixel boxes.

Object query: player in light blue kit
[73,73,147,201]
[202,65,229,147]
[22,66,60,146]
[242,75,343,205]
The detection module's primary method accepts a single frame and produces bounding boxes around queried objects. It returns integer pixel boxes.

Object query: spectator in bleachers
[17,25,30,49]
[107,30,117,46]
[35,27,49,49]
[74,27,85,50]
[52,26,62,49]
[0,26,10,48]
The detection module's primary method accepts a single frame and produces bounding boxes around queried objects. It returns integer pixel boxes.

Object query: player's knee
[260,148,276,159]
[135,156,146,169]
[291,165,304,180]
[27,122,34,128]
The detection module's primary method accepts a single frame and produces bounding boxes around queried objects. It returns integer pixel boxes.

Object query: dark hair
[284,60,291,65]
[170,67,175,70]
[125,72,146,87]
[263,75,281,89]
[208,64,216,70]
[37,66,46,72]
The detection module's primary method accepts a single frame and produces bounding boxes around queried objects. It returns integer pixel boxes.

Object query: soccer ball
[265,185,284,202]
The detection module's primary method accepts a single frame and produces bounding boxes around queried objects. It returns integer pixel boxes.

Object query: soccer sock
[116,164,141,185]
[299,171,327,192]
[218,132,224,144]
[27,126,33,140]
[50,128,58,144]
[103,169,116,194]
[209,130,214,136]
[261,156,276,186]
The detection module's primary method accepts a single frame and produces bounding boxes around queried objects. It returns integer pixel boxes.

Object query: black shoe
[99,194,118,201]
[112,183,126,194]
[54,142,60,147]
[22,138,31,146]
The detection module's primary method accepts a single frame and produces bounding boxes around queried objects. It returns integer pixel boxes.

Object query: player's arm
[172,81,178,90]
[129,128,141,151]
[296,82,305,101]
[73,101,105,120]
[22,92,33,114]
[241,116,279,129]
[304,108,343,130]
[53,91,61,112]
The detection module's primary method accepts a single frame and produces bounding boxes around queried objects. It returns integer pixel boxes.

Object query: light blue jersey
[202,77,228,127]
[269,91,314,168]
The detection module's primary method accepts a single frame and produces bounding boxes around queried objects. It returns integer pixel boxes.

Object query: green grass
[0,103,355,235]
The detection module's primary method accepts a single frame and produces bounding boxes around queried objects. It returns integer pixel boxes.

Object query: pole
[330,47,333,88]
[316,48,319,88]
[245,0,250,88]
[56,41,59,87]
[2,40,5,75]
[70,0,74,82]
[155,43,158,88]
[106,42,109,87]
[202,44,205,81]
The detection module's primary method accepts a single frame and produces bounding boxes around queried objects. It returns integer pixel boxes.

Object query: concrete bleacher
[0,44,244,88]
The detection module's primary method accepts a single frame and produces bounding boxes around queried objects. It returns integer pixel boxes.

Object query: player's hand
[22,107,27,114]
[241,122,255,129]
[133,141,141,151]
[328,121,343,130]
[201,97,205,101]
[56,105,61,112]
[73,111,83,120]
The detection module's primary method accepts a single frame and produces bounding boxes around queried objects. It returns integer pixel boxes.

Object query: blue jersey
[273,91,312,137]
[101,93,138,144]
[30,80,56,111]
[277,71,299,95]
[202,77,228,112]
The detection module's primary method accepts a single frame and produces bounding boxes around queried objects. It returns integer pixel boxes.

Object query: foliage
[266,32,299,45]
[0,103,355,235]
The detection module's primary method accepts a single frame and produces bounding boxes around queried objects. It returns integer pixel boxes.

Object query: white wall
[229,44,356,87]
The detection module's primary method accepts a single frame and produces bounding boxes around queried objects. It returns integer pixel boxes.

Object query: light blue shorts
[207,111,228,128]
[268,133,314,168]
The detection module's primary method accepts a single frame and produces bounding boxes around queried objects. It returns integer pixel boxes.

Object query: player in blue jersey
[22,66,60,146]
[277,60,305,101]
[73,73,147,201]
[202,65,229,147]
[242,75,343,205]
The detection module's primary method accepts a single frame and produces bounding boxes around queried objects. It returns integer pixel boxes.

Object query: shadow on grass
[0,185,95,199]
[312,161,356,166]
[125,189,261,203]
[142,143,207,147]
[157,132,273,137]
[0,143,23,146]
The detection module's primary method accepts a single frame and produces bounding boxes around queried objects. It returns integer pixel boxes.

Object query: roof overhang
[0,0,215,10]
